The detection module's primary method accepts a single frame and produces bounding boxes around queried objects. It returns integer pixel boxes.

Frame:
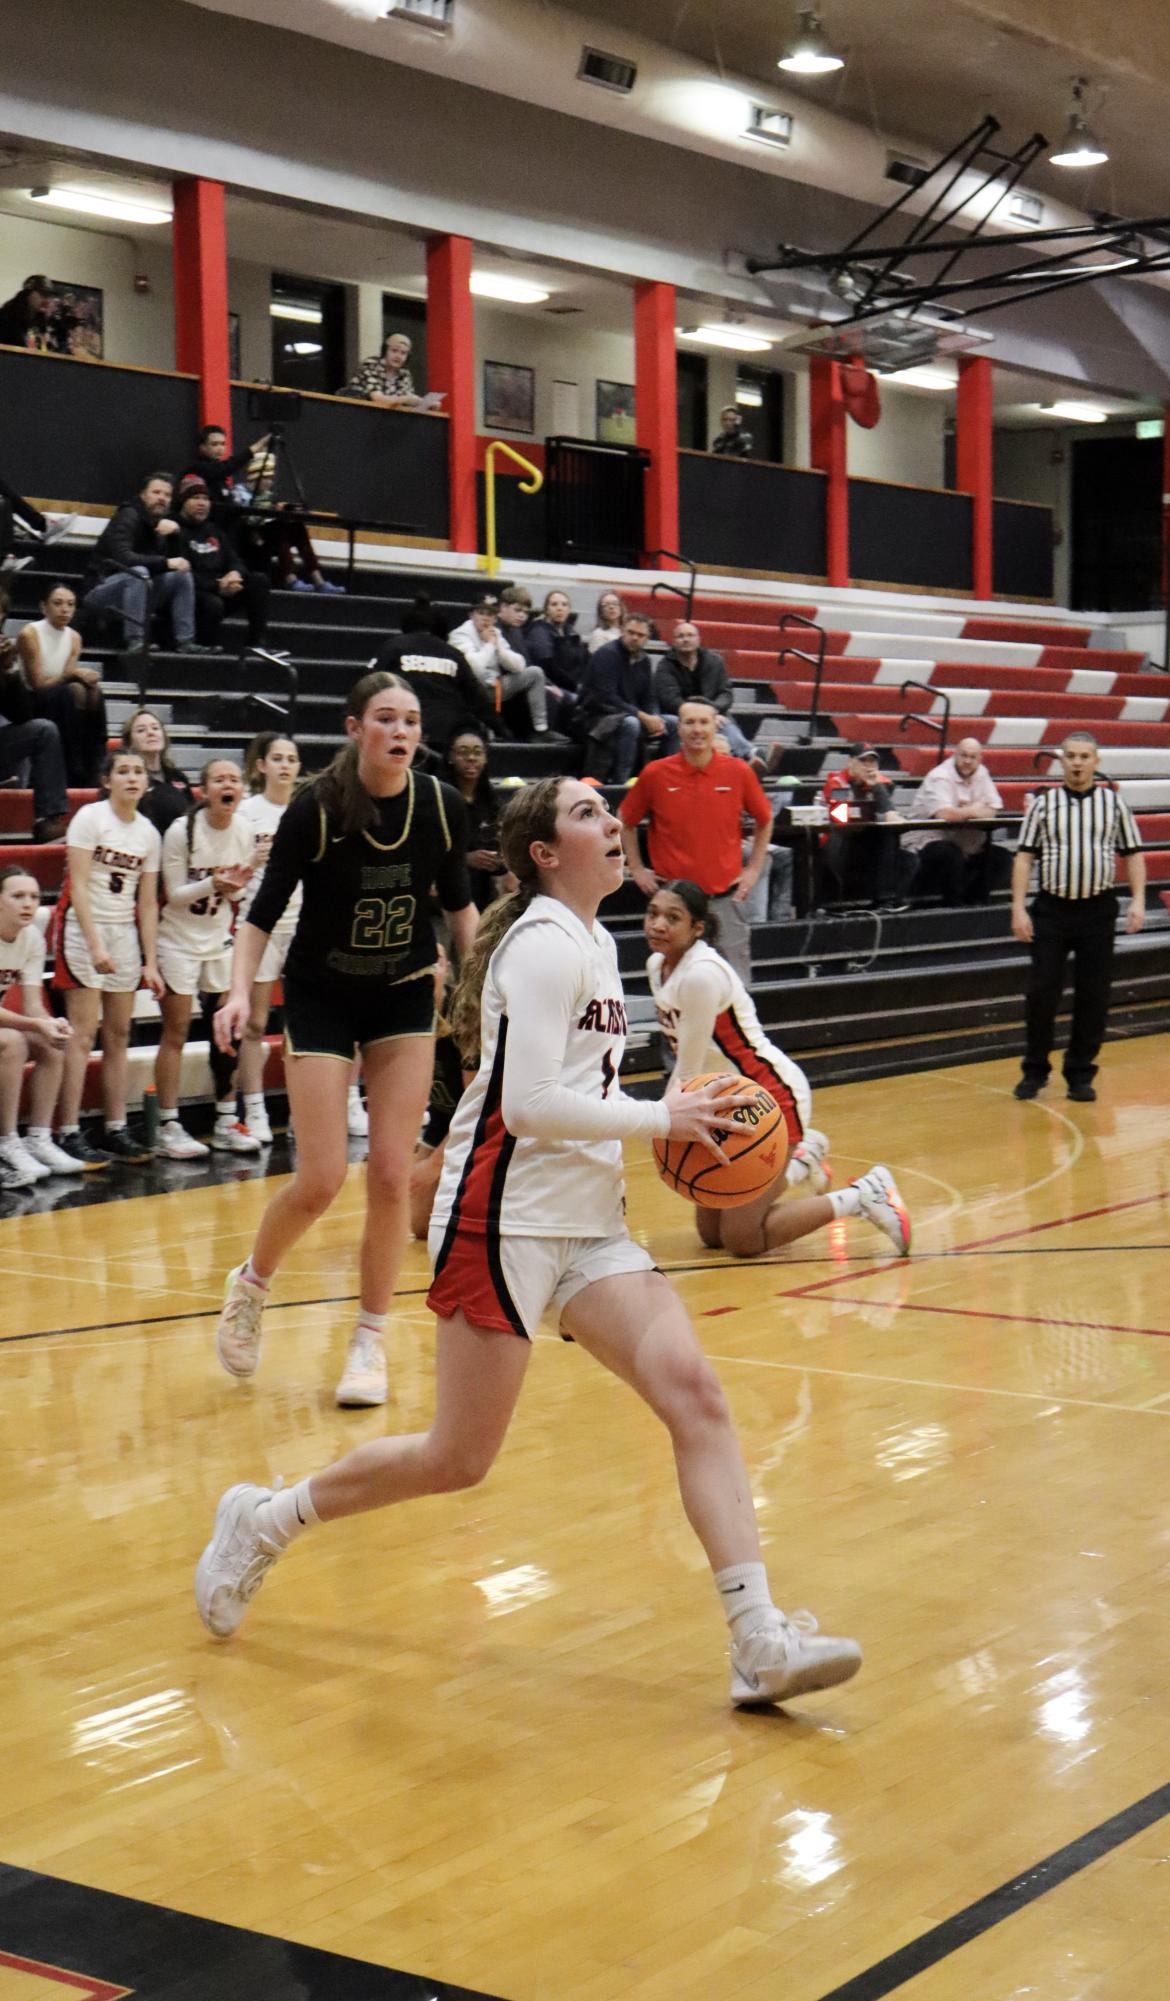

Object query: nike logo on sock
[721,1582,747,1594]
[295,1498,305,1525]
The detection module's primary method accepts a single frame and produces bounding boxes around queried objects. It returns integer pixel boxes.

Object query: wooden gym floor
[2,1037,1169,2001]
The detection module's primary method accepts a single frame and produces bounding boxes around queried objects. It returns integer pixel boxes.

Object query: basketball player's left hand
[142,963,166,999]
[1125,901,1146,934]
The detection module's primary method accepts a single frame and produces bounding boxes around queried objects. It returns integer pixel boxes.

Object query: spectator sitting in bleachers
[344,331,421,409]
[0,274,53,350]
[120,708,194,834]
[901,737,1005,904]
[712,405,752,456]
[233,439,345,596]
[0,864,82,1185]
[656,619,761,768]
[579,611,677,783]
[527,590,589,723]
[182,423,270,528]
[0,588,68,841]
[440,728,515,911]
[586,589,627,654]
[822,744,914,911]
[15,581,107,785]
[81,472,202,654]
[369,594,494,750]
[450,596,553,738]
[176,475,271,653]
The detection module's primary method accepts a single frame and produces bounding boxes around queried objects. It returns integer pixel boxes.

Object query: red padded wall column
[426,234,476,554]
[634,281,679,563]
[956,355,994,600]
[172,177,231,438]
[809,355,848,588]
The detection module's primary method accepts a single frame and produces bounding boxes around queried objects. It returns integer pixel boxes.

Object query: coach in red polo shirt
[619,698,773,983]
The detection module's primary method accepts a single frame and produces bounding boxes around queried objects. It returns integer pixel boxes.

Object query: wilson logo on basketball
[653,1074,786,1210]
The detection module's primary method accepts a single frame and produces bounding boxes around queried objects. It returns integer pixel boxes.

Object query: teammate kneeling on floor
[155,758,257,1160]
[196,778,862,1710]
[646,881,910,1258]
[0,866,82,1185]
[54,748,164,1167]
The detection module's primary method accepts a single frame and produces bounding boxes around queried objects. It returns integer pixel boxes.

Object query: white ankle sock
[159,1108,178,1125]
[354,1309,387,1342]
[827,1186,861,1219]
[216,1097,236,1121]
[347,1084,362,1103]
[244,1093,265,1116]
[241,1255,271,1290]
[28,1126,50,1141]
[258,1478,319,1549]
[714,1561,775,1640]
[786,1154,810,1187]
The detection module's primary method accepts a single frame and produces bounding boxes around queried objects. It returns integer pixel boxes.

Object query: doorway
[270,274,347,395]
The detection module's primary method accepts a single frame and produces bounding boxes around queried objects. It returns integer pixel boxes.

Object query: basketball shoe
[215,1264,267,1377]
[790,1128,831,1194]
[853,1164,911,1256]
[212,1117,261,1155]
[335,1328,388,1407]
[195,1482,282,1638]
[730,1609,862,1707]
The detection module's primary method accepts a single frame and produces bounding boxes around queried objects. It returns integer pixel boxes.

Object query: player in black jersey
[212,671,477,1407]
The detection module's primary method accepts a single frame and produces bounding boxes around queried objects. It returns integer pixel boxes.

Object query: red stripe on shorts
[713,1006,803,1148]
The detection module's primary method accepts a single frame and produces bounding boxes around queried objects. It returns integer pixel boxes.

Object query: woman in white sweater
[449,597,550,734]
[16,581,106,785]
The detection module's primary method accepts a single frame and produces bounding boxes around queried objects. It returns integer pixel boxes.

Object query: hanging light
[777,10,844,76]
[1048,80,1109,168]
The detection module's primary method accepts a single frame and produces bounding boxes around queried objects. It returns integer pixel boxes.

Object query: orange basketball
[652,1073,787,1209]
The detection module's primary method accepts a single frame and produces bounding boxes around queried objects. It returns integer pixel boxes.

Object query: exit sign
[1136,418,1164,439]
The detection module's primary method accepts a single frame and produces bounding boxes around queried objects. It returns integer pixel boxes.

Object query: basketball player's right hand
[91,945,115,974]
[214,993,250,1052]
[664,1074,754,1164]
[1011,907,1033,944]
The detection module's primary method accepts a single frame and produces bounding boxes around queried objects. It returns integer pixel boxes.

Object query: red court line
[0,1950,131,1998]
[796,1295,1170,1342]
[779,1192,1169,1303]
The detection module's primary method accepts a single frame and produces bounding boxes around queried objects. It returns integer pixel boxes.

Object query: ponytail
[448,775,567,1062]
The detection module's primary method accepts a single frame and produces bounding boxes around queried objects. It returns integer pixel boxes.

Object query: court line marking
[0,1289,431,1347]
[784,1294,1170,1342]
[811,1776,1170,2001]
[702,1350,1170,1418]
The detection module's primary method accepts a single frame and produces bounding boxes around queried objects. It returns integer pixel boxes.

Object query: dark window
[381,292,428,390]
[676,351,707,452]
[271,274,346,396]
[1071,434,1162,611]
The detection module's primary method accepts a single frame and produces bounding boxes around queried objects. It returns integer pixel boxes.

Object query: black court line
[0,1860,502,2000]
[813,1777,1170,2001]
[0,1287,432,1347]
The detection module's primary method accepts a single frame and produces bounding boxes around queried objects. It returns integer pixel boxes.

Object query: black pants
[1022,890,1118,1087]
[825,825,916,904]
[194,574,271,648]
[913,837,997,905]
[32,680,108,786]
[0,473,46,537]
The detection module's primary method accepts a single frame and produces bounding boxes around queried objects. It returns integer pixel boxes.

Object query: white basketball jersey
[66,801,161,926]
[159,812,255,954]
[0,921,45,996]
[237,793,302,932]
[649,937,810,1132]
[433,896,660,1239]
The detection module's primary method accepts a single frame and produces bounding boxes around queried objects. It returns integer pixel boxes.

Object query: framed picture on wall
[35,281,104,359]
[484,359,535,435]
[596,379,636,445]
[228,312,241,379]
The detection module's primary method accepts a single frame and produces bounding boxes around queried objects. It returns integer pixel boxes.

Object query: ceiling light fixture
[777,10,844,76]
[270,302,323,324]
[890,365,956,391]
[469,273,550,304]
[28,185,171,226]
[735,384,764,407]
[1048,80,1108,168]
[676,324,773,353]
[1036,400,1110,423]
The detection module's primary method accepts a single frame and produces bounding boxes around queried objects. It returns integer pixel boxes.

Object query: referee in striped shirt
[1011,732,1145,1102]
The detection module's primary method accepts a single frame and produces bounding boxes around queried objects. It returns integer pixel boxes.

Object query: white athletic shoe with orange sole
[853,1164,911,1256]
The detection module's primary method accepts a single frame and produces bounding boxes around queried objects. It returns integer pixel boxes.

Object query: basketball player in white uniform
[235,732,302,1144]
[154,757,256,1159]
[646,880,910,1259]
[196,776,863,1709]
[0,865,80,1185]
[55,748,164,1167]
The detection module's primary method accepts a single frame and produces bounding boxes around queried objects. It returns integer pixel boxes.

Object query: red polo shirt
[620,752,772,894]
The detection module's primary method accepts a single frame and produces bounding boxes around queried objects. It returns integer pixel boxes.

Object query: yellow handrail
[479,439,544,574]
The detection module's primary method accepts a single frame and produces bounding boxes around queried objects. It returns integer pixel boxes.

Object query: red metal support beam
[634,281,679,564]
[809,355,848,589]
[956,354,994,600]
[426,235,476,554]
[171,177,231,439]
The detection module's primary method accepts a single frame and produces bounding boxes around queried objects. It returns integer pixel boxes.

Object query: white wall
[0,210,173,369]
[226,257,271,382]
[847,384,946,488]
[473,307,635,442]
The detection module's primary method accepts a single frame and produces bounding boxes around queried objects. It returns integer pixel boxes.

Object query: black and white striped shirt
[1017,784,1140,899]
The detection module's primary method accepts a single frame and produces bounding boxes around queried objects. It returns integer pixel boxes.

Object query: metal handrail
[644,549,697,621]
[480,441,543,576]
[244,647,300,733]
[779,611,828,744]
[898,679,951,763]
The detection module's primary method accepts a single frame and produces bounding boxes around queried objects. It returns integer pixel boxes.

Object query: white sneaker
[730,1610,862,1707]
[335,1329,387,1407]
[215,1263,267,1378]
[157,1119,210,1160]
[195,1482,281,1638]
[0,1135,50,1183]
[212,1117,262,1155]
[41,513,77,546]
[244,1105,273,1146]
[853,1164,911,1256]
[791,1127,831,1195]
[346,1090,369,1138]
[21,1132,86,1176]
